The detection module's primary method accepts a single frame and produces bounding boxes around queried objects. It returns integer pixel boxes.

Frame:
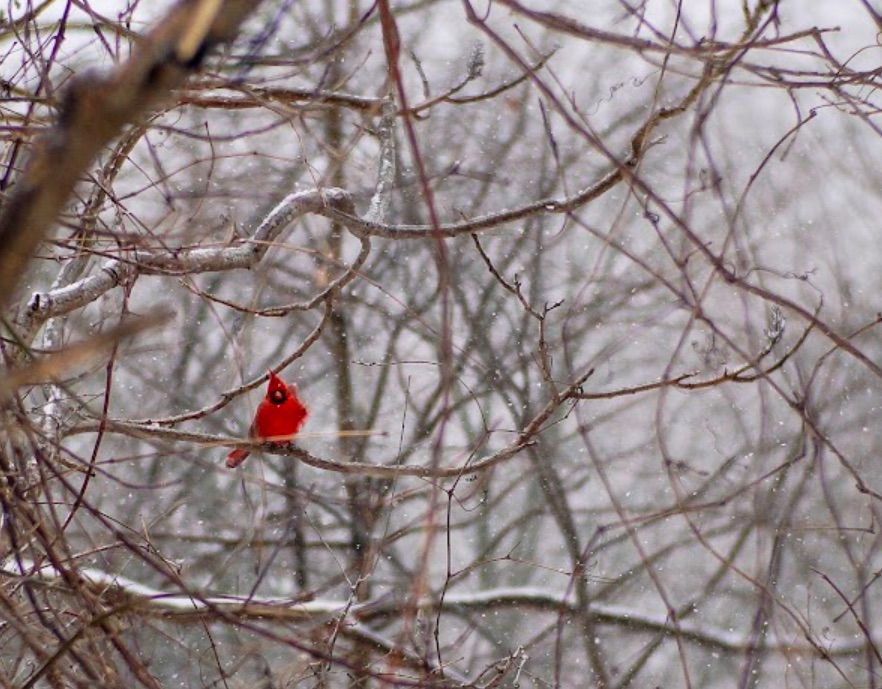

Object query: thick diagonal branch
[0,0,265,305]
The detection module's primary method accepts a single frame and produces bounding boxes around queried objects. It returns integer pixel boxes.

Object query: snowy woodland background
[2,1,882,687]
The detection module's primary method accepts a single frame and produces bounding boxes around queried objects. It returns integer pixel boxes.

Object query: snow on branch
[1,561,867,660]
[20,188,355,333]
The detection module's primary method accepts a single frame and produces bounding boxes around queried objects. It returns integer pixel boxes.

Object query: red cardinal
[226,370,309,468]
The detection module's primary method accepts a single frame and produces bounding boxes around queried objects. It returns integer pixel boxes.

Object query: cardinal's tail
[226,448,250,468]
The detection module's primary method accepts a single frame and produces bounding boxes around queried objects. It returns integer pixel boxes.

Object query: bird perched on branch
[226,370,308,468]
